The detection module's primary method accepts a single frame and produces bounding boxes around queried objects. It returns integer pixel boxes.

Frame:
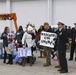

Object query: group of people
[1,22,76,73]
[1,25,36,66]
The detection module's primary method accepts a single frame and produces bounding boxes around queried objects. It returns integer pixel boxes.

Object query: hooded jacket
[22,32,33,48]
[14,30,24,42]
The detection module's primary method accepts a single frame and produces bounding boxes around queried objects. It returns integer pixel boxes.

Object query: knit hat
[27,25,33,31]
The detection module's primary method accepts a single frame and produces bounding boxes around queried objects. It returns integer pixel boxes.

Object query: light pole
[47,0,53,25]
[6,0,12,30]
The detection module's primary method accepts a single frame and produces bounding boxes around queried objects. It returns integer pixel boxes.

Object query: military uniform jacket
[56,28,68,51]
[70,27,76,43]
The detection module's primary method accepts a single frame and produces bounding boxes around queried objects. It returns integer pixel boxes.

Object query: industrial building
[0,0,76,32]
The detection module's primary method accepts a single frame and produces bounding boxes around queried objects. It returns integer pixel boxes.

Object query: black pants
[51,51,55,58]
[4,47,7,63]
[31,47,36,55]
[58,49,68,71]
[8,54,13,64]
[70,43,76,59]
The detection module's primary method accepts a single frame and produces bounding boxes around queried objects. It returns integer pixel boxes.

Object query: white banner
[18,48,32,57]
[40,31,57,48]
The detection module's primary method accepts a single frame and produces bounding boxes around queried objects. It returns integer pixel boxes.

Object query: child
[7,39,15,65]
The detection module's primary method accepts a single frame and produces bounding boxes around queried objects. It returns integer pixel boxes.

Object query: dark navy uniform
[69,27,76,60]
[57,28,68,72]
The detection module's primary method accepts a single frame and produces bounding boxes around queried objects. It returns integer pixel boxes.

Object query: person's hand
[3,34,7,37]
[32,45,35,47]
[69,41,72,44]
[17,43,19,46]
[23,45,26,48]
[53,38,57,41]
[14,41,18,45]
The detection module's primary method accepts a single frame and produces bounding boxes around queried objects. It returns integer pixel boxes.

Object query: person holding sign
[43,22,53,67]
[56,21,68,73]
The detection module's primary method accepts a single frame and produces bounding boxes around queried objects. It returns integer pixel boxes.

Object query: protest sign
[18,48,32,57]
[40,31,57,48]
[18,48,27,57]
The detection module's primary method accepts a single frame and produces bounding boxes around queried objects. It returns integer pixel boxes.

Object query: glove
[23,45,26,48]
[53,38,57,41]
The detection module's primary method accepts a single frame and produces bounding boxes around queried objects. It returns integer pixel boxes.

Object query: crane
[0,13,18,31]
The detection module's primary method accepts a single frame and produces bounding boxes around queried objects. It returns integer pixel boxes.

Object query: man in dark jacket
[69,23,76,61]
[57,22,68,73]
[43,22,53,67]
[14,26,24,44]
[67,26,71,38]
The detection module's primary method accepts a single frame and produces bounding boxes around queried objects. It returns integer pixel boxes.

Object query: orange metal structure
[0,13,18,31]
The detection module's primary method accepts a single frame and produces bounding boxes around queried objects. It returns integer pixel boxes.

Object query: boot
[75,57,76,61]
[10,55,13,65]
[3,50,7,64]
[55,65,61,68]
[22,57,26,67]
[6,62,10,64]
[42,51,45,58]
[6,54,10,64]
[43,61,51,67]
[29,57,32,66]
[38,51,42,58]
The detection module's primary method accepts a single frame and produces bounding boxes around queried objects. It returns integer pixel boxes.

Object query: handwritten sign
[40,31,57,48]
[18,48,32,57]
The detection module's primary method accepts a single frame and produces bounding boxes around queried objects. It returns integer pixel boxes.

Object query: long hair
[19,26,23,31]
[38,25,44,34]
[4,26,9,32]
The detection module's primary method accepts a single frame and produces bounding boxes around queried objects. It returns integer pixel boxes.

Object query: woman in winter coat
[36,25,45,58]
[22,25,35,66]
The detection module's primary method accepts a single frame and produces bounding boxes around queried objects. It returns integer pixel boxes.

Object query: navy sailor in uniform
[69,23,76,61]
[56,21,68,73]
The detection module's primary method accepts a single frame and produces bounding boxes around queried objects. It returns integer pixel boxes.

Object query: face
[28,30,33,33]
[75,25,76,27]
[40,26,42,30]
[8,40,10,43]
[11,31,14,33]
[58,24,63,29]
[19,26,22,30]
[7,28,10,33]
[63,25,65,29]
[44,25,49,30]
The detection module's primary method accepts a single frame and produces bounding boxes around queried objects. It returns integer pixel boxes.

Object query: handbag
[5,47,12,54]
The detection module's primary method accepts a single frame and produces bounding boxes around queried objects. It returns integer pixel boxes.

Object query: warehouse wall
[0,2,10,33]
[53,0,76,27]
[0,0,76,32]
[11,0,48,31]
